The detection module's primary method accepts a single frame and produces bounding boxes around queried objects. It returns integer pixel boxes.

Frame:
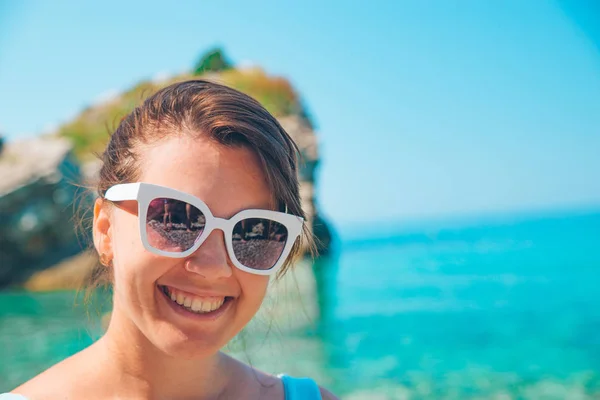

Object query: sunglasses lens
[232,218,289,270]
[146,198,205,252]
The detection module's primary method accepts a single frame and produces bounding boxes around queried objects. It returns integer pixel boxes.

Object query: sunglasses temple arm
[105,183,142,201]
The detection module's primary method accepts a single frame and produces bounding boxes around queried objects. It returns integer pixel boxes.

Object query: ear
[93,198,113,262]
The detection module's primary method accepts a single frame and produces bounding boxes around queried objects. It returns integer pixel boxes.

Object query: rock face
[278,116,331,254]
[0,137,88,287]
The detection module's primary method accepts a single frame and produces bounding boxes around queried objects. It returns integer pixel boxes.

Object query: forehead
[137,135,273,217]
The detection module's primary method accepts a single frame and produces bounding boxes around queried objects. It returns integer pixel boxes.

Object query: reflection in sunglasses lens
[232,218,288,270]
[146,198,205,252]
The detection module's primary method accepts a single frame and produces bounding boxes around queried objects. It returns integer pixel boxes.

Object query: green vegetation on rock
[193,47,233,75]
[56,49,307,161]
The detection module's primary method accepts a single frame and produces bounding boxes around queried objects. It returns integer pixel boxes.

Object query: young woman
[3,80,337,400]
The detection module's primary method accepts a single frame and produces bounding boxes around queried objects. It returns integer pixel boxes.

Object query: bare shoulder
[319,385,340,400]
[10,350,95,400]
[11,360,71,400]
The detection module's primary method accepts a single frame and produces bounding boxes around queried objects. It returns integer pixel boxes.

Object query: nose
[184,230,233,279]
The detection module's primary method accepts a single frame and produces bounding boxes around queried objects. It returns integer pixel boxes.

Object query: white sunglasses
[104,183,304,276]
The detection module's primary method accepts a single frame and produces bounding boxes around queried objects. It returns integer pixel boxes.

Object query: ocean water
[1,209,599,399]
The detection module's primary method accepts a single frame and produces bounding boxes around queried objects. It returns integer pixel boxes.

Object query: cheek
[111,215,160,294]
[234,269,269,310]
[112,214,146,266]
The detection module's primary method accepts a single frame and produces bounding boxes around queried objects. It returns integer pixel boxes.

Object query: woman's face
[94,135,274,358]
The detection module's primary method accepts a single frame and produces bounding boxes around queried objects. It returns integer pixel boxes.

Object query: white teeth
[163,285,226,314]
[190,298,203,312]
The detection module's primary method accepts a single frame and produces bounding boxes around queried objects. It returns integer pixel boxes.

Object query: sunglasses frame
[104,182,304,276]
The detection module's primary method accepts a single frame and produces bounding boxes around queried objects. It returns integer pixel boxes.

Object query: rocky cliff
[0,137,87,287]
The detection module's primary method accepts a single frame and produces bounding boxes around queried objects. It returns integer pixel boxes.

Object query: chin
[144,316,236,360]
[147,321,228,358]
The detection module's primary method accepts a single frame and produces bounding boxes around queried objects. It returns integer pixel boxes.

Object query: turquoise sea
[1,209,599,399]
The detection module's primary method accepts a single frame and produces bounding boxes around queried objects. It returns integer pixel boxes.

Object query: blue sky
[1,0,599,227]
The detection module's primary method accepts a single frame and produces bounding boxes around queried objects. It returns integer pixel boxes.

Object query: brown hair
[86,79,313,292]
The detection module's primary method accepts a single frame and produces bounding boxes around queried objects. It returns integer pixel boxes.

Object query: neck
[93,305,232,400]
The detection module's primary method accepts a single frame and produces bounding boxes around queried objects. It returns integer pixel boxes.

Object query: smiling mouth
[158,285,233,315]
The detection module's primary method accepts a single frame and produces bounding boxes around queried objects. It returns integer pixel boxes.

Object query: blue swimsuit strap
[279,375,322,400]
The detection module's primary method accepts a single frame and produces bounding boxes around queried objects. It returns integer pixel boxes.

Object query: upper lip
[159,283,235,298]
